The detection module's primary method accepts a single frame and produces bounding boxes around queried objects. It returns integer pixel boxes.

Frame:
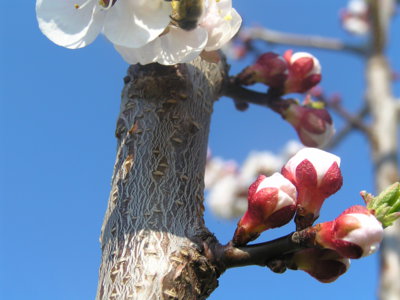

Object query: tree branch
[242,27,367,55]
[222,78,289,114]
[325,104,369,149]
[206,229,316,273]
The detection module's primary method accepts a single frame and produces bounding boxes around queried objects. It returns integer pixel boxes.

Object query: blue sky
[1,1,399,299]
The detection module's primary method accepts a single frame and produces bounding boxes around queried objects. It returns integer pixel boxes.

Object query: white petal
[205,157,237,188]
[36,0,105,49]
[207,175,241,219]
[103,0,171,48]
[348,0,368,15]
[205,9,242,51]
[115,26,208,65]
[240,151,283,185]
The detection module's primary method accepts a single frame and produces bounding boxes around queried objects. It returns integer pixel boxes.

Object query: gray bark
[367,1,400,299]
[96,58,227,300]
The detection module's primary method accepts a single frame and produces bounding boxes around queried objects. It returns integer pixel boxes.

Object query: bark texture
[96,58,227,300]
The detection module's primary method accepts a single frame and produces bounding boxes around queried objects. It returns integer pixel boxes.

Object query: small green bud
[362,182,400,228]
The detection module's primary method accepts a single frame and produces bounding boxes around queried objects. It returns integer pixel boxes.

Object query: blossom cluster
[230,147,391,283]
[36,0,242,65]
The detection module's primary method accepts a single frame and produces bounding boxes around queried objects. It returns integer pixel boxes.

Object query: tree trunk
[366,55,400,300]
[96,57,227,300]
[367,1,400,299]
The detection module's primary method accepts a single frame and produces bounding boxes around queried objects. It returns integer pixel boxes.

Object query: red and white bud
[236,52,288,88]
[288,248,350,283]
[232,173,297,246]
[281,147,343,229]
[282,99,335,148]
[283,50,322,94]
[315,205,384,258]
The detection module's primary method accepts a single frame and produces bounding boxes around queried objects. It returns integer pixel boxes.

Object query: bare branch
[242,27,367,55]
[206,229,317,273]
[325,105,369,149]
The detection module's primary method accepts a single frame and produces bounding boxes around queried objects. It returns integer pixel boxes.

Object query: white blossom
[36,0,242,65]
[117,0,242,65]
[36,0,171,49]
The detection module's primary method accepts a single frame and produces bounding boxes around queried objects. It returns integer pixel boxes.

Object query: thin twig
[222,78,289,114]
[324,105,369,149]
[242,27,367,55]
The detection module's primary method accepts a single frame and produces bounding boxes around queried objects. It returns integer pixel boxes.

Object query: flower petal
[36,0,105,49]
[115,26,208,65]
[103,0,171,48]
[205,8,242,51]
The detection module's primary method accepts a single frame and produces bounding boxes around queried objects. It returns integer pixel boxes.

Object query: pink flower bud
[232,173,297,246]
[283,50,322,94]
[236,52,288,87]
[315,205,384,258]
[282,99,335,148]
[289,248,350,283]
[281,148,343,229]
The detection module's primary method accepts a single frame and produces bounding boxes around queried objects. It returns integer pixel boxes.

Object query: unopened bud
[236,52,288,88]
[314,205,384,259]
[232,173,297,246]
[288,248,350,283]
[281,147,343,230]
[282,98,335,148]
[283,50,322,94]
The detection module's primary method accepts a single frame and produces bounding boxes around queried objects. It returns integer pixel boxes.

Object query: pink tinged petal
[36,0,105,49]
[115,27,208,65]
[103,0,171,48]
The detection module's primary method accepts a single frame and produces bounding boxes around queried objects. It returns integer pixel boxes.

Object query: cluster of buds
[282,147,343,230]
[236,50,321,95]
[232,173,297,246]
[340,0,370,36]
[232,147,342,245]
[280,97,335,148]
[230,146,400,283]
